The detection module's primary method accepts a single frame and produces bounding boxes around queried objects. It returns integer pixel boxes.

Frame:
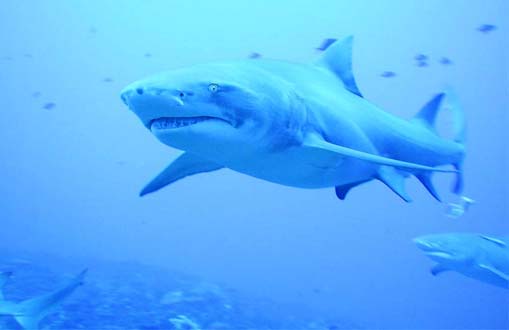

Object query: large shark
[414,233,509,289]
[120,36,465,201]
[0,269,87,329]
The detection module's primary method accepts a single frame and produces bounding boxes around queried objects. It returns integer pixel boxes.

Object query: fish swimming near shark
[120,36,466,202]
[0,269,87,329]
[414,233,509,289]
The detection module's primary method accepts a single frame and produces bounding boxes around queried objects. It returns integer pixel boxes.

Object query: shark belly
[199,142,377,188]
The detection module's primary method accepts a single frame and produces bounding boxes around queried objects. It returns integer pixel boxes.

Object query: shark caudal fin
[0,269,87,330]
[412,89,466,196]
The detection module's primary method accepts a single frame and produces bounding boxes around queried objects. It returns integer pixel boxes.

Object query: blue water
[0,1,507,329]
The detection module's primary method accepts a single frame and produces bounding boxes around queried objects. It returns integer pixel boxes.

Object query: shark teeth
[150,116,216,130]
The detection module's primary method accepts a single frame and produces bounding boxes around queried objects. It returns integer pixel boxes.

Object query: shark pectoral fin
[140,153,224,197]
[479,264,509,282]
[303,134,456,173]
[479,235,507,248]
[431,264,450,276]
[335,180,371,200]
[377,166,412,202]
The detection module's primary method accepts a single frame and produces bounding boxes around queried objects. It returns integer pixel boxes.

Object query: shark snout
[120,85,148,107]
[120,84,190,129]
[413,237,441,252]
[414,237,432,250]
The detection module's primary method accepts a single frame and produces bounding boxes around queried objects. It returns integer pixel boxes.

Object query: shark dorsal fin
[480,235,507,247]
[412,93,446,131]
[315,36,363,97]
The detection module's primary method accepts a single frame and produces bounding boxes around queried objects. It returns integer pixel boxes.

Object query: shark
[414,233,509,289]
[0,269,87,329]
[120,36,466,202]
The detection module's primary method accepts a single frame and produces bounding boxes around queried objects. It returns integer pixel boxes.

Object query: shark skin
[120,36,465,201]
[414,233,509,289]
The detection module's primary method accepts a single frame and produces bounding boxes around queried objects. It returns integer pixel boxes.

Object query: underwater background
[0,0,507,329]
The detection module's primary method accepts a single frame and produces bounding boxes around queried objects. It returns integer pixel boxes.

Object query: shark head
[413,233,478,267]
[414,233,509,288]
[121,61,305,156]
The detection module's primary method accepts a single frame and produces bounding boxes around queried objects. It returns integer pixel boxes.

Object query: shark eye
[208,83,219,93]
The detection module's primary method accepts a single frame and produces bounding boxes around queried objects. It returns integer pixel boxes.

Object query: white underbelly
[216,146,377,188]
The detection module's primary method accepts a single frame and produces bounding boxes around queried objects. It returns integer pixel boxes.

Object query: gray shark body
[121,36,465,201]
[0,269,87,329]
[415,233,509,289]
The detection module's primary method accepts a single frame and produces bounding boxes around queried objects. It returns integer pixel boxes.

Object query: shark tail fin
[445,88,466,194]
[412,88,466,194]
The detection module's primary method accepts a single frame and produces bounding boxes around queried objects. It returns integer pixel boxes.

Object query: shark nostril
[136,88,144,95]
[121,94,128,106]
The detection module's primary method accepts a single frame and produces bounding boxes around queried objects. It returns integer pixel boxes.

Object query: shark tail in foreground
[0,269,87,330]
[413,88,466,196]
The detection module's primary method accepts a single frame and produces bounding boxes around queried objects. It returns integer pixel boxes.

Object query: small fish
[32,92,41,98]
[439,57,453,65]
[416,60,429,67]
[102,77,114,83]
[414,54,428,61]
[248,52,261,59]
[42,102,56,110]
[1,56,13,61]
[316,38,337,51]
[144,53,152,58]
[380,71,396,78]
[23,53,33,59]
[89,26,97,34]
[478,24,497,33]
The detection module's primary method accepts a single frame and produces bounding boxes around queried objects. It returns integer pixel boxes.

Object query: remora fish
[0,269,87,329]
[414,233,509,289]
[120,36,465,202]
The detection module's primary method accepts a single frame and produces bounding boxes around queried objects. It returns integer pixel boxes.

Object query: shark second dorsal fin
[412,93,445,132]
[315,36,363,97]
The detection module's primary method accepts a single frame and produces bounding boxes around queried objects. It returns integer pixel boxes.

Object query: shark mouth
[424,251,453,259]
[149,116,229,130]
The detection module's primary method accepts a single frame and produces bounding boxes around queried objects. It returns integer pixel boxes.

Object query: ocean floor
[0,251,359,330]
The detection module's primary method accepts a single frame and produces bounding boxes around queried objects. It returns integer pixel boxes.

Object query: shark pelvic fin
[335,179,371,200]
[416,173,441,202]
[140,153,224,197]
[315,35,363,97]
[412,93,445,132]
[377,166,412,202]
